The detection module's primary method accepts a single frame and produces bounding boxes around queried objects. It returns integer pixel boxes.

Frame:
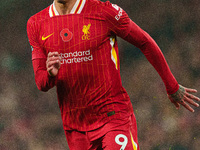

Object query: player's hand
[168,85,200,112]
[46,52,61,77]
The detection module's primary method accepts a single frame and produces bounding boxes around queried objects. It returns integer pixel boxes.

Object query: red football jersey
[27,0,179,131]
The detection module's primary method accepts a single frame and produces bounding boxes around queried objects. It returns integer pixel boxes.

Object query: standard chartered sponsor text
[60,50,93,64]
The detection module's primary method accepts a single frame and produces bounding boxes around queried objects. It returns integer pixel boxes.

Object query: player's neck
[54,0,77,15]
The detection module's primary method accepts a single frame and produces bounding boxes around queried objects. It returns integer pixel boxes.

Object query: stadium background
[0,0,199,149]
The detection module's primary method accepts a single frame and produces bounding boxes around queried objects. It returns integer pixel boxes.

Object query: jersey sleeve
[32,59,57,92]
[102,2,131,38]
[27,17,56,91]
[102,2,179,94]
[27,17,46,60]
[124,20,179,94]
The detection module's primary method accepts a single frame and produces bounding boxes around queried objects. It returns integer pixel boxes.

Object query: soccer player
[27,0,200,149]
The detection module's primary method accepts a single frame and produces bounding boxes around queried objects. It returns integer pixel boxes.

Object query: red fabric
[27,0,133,131]
[64,130,90,150]
[123,21,179,94]
[32,59,56,91]
[27,0,178,132]
[65,113,139,150]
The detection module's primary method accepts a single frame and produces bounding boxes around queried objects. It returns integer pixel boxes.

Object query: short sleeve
[27,18,46,60]
[102,2,131,38]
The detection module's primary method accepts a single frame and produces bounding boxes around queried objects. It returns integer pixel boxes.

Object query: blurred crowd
[0,0,199,149]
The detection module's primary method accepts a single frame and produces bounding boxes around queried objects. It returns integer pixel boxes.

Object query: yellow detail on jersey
[110,37,118,70]
[74,0,83,14]
[42,33,54,41]
[82,24,91,40]
[130,131,138,150]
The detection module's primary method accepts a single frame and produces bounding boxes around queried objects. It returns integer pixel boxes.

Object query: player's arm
[103,3,200,112]
[168,85,199,112]
[46,52,61,77]
[123,20,179,94]
[32,53,61,92]
[27,18,60,92]
[123,20,200,112]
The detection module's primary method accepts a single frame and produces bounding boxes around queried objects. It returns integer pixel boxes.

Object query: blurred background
[0,0,199,149]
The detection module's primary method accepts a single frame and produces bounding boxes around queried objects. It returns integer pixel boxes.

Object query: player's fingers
[47,60,60,68]
[48,52,53,57]
[184,95,200,107]
[172,101,180,109]
[46,56,61,67]
[179,100,194,112]
[55,59,61,69]
[47,56,61,62]
[174,103,180,110]
[47,66,55,76]
[185,87,197,93]
[47,66,53,72]
[52,52,60,57]
[186,93,200,102]
[48,52,60,58]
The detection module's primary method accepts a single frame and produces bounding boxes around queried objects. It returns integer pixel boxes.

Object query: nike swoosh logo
[42,33,54,41]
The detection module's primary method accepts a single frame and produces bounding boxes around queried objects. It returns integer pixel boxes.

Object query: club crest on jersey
[82,24,91,40]
[60,28,73,42]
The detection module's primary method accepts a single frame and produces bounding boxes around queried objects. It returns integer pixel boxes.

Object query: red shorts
[65,113,139,150]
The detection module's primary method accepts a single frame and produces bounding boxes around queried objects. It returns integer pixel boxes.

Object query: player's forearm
[32,59,56,92]
[124,20,179,94]
[139,39,179,94]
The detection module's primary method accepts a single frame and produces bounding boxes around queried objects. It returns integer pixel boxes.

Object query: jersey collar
[49,0,86,17]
